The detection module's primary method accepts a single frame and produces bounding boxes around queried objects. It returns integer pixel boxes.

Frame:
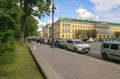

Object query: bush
[0,39,15,54]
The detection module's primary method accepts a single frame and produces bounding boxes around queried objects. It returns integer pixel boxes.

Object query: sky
[37,0,120,31]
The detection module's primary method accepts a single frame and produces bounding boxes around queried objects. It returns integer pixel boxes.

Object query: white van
[101,41,120,61]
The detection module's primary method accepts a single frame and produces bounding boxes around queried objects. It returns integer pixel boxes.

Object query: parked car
[65,39,90,53]
[101,41,120,60]
[116,38,120,42]
[87,38,94,43]
[54,40,66,48]
[82,38,88,42]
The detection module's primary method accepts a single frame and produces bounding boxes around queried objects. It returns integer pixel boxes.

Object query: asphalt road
[86,42,102,59]
[86,42,120,64]
[31,41,120,79]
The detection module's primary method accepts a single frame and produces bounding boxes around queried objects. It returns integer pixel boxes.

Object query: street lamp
[51,0,55,48]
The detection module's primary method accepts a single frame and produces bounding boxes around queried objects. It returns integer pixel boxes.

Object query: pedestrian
[43,38,45,45]
[28,38,31,44]
[40,39,42,45]
[47,39,50,45]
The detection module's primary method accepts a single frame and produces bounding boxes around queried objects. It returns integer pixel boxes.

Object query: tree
[115,32,120,38]
[86,30,92,38]
[75,30,82,39]
[25,16,38,37]
[19,0,51,45]
[91,29,97,39]
[0,0,21,54]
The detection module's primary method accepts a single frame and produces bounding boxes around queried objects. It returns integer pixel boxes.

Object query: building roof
[57,18,120,26]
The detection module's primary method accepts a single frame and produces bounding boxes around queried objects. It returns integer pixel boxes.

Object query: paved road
[87,42,102,59]
[30,41,120,79]
[87,42,120,64]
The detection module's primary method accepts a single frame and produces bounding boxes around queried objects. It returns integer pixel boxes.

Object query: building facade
[43,18,120,40]
[42,24,51,38]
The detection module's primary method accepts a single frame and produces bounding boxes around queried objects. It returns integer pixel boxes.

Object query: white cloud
[90,0,120,12]
[76,8,99,20]
[33,16,46,26]
[46,17,59,24]
[34,16,59,31]
[98,11,120,23]
[33,16,46,31]
[37,21,47,31]
[89,0,120,23]
[33,6,39,11]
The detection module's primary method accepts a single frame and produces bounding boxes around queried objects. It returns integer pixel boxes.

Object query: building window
[73,35,74,38]
[68,35,70,37]
[107,35,109,38]
[62,35,64,37]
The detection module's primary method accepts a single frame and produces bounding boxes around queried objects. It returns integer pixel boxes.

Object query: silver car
[66,39,90,53]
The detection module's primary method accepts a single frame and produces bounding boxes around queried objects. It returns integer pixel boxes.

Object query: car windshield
[74,41,84,44]
[59,40,65,44]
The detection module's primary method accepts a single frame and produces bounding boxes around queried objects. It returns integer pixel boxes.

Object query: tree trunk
[20,15,26,46]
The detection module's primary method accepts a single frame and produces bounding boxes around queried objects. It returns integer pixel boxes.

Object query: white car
[66,39,90,53]
[87,38,94,43]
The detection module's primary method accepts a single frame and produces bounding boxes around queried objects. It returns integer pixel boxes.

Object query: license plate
[84,49,89,51]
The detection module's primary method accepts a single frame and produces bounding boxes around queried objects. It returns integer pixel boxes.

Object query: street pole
[51,0,54,48]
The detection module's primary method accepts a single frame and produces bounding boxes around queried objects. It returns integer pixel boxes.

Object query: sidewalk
[27,41,120,79]
[27,42,63,79]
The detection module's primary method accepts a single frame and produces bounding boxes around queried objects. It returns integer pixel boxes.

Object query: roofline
[56,18,120,26]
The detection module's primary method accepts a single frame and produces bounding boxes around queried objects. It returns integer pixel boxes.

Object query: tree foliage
[86,29,97,38]
[25,16,38,37]
[86,30,92,38]
[20,0,51,45]
[91,29,97,38]
[75,30,82,38]
[0,0,21,54]
[115,32,120,38]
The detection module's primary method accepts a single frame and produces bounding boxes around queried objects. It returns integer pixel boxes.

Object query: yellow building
[47,18,120,39]
[110,24,120,37]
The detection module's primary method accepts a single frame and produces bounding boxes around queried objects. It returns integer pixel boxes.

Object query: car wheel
[102,53,108,60]
[85,51,89,54]
[74,48,78,53]
[66,46,68,50]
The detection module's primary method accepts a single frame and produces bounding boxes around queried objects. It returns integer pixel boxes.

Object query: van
[101,41,120,60]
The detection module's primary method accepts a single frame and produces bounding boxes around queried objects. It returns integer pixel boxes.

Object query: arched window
[107,35,109,39]
[103,35,105,39]
[99,35,101,39]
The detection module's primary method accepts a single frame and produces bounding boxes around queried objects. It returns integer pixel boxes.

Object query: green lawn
[0,42,44,79]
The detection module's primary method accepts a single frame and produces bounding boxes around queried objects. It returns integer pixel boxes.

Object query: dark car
[54,40,66,48]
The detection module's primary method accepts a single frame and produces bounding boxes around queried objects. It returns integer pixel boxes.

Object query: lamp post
[51,0,55,48]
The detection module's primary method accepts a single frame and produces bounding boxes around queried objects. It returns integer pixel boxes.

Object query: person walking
[40,39,42,45]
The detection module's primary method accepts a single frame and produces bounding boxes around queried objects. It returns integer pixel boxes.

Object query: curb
[27,42,64,79]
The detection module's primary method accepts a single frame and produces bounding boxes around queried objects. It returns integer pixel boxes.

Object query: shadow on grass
[0,52,16,78]
[0,71,9,77]
[0,52,16,65]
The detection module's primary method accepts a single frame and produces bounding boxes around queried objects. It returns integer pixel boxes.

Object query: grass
[0,42,44,79]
